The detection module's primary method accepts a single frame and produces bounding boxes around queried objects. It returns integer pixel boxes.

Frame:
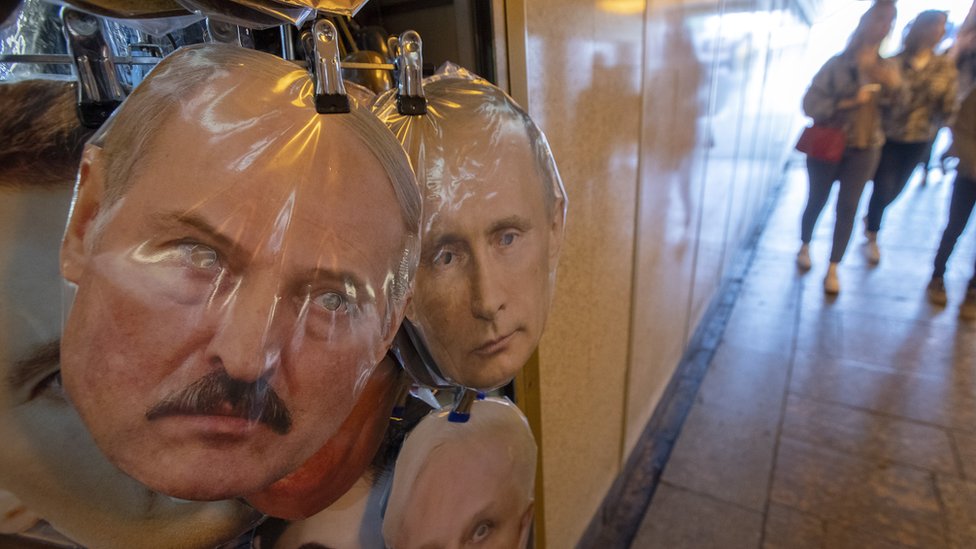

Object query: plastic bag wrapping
[56,0,314,29]
[273,0,370,17]
[254,390,433,545]
[373,64,567,391]
[177,0,314,28]
[0,77,262,549]
[0,1,202,90]
[344,79,377,108]
[0,0,72,81]
[382,397,537,549]
[102,13,205,37]
[57,0,190,20]
[58,45,422,508]
[45,1,204,35]
[259,475,389,548]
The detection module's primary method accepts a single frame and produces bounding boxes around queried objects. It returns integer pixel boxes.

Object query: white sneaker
[824,263,841,294]
[796,244,812,271]
[865,239,881,265]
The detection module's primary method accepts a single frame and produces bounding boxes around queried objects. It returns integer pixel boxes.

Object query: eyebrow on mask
[424,230,468,252]
[8,340,60,391]
[487,215,533,235]
[150,212,251,264]
[153,212,373,298]
[425,215,535,251]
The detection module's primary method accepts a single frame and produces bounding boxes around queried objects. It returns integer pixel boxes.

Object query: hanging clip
[395,30,426,116]
[448,388,478,423]
[61,8,125,129]
[302,19,350,114]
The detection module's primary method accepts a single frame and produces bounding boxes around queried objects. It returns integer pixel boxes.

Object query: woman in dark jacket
[797,0,902,294]
[863,10,956,264]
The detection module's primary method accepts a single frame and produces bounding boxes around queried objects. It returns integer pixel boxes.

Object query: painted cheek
[243,362,399,519]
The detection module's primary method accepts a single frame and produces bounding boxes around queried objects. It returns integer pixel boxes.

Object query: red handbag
[795,124,846,163]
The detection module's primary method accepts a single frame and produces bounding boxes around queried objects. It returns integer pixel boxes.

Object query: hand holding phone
[857,83,881,104]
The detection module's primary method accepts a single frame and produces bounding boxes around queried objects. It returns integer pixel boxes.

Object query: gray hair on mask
[373,64,566,223]
[84,44,421,305]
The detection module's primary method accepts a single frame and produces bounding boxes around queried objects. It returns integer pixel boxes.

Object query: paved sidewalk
[632,164,976,548]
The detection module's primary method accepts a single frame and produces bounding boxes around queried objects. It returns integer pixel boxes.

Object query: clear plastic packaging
[383,397,537,549]
[58,44,421,505]
[176,0,314,28]
[374,64,567,391]
[272,0,371,17]
[59,0,190,20]
[1,0,72,81]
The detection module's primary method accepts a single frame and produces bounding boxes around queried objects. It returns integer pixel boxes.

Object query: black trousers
[866,140,930,233]
[802,148,881,263]
[932,174,976,285]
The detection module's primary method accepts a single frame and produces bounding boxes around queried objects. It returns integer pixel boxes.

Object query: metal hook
[395,30,426,116]
[61,8,125,129]
[302,19,349,114]
[387,35,400,60]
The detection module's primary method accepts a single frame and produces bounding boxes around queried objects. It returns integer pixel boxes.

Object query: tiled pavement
[632,163,976,548]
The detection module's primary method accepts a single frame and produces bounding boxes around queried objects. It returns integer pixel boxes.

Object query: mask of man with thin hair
[58,44,422,504]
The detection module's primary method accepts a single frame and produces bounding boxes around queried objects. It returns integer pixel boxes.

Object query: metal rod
[340,61,395,70]
[280,25,296,60]
[0,55,395,71]
[0,54,161,65]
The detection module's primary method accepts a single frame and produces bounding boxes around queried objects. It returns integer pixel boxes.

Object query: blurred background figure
[797,0,901,294]
[950,1,976,94]
[926,84,976,319]
[863,9,956,265]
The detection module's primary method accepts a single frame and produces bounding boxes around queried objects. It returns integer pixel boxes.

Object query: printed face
[386,442,531,549]
[0,185,72,411]
[0,179,259,546]
[411,127,560,389]
[59,109,408,501]
[0,183,77,501]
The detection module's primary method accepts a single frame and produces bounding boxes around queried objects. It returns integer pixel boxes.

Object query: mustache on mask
[146,370,292,434]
